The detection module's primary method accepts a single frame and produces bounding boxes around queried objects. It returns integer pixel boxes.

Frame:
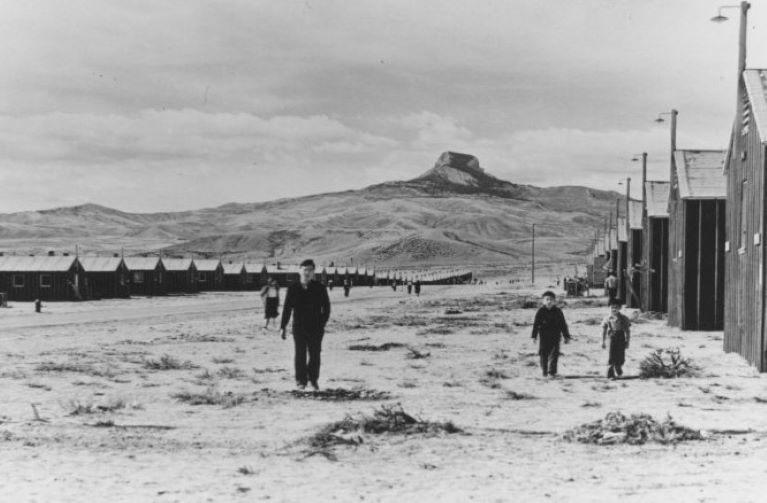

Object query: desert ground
[1,278,767,502]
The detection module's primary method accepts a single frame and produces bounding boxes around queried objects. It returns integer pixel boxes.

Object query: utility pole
[531,223,536,285]
[626,177,631,239]
[670,109,678,182]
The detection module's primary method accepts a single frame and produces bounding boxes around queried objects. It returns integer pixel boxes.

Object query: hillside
[0,152,619,267]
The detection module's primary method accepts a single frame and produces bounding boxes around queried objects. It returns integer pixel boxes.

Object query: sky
[1,0,766,213]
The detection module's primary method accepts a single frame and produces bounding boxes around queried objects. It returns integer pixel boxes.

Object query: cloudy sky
[1,0,766,213]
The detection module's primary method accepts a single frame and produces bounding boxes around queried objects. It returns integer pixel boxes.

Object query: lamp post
[655,110,678,183]
[711,3,750,122]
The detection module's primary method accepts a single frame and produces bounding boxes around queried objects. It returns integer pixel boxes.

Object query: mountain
[0,152,619,267]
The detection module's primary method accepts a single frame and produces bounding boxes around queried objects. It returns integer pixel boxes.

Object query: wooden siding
[82,263,130,300]
[127,264,167,297]
[0,267,82,301]
[724,123,766,370]
[627,229,643,308]
[617,242,628,303]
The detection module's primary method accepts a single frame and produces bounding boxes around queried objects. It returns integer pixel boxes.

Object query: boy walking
[531,291,571,377]
[602,298,631,378]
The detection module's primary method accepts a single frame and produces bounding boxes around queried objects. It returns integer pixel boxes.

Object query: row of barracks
[587,9,767,371]
[0,253,475,302]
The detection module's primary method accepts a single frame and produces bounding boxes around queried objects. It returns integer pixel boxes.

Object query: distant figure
[604,273,618,302]
[602,299,631,379]
[407,281,413,295]
[328,279,334,291]
[280,259,331,391]
[34,299,42,313]
[531,291,571,378]
[260,278,280,329]
[414,279,421,297]
[343,278,351,298]
[391,280,397,292]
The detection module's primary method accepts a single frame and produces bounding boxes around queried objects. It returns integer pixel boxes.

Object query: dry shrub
[168,333,234,343]
[36,362,114,378]
[639,348,699,378]
[65,397,139,416]
[170,388,247,408]
[290,387,391,401]
[217,366,244,379]
[144,355,198,371]
[306,404,462,459]
[505,390,535,400]
[579,317,602,326]
[416,326,454,336]
[348,343,405,352]
[563,411,702,445]
[211,357,235,364]
[406,347,430,360]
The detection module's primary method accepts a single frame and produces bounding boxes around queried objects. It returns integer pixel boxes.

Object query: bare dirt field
[1,280,767,502]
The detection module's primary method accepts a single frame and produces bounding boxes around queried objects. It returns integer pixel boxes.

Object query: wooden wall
[724,123,766,370]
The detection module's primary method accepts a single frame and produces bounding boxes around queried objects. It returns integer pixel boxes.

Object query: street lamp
[710,4,747,23]
[711,2,750,122]
[655,110,678,183]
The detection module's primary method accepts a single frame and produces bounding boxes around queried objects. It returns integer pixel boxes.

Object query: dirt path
[1,281,766,502]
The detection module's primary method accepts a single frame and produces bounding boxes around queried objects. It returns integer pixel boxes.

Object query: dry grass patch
[305,404,462,460]
[144,355,198,371]
[36,362,115,378]
[639,348,700,378]
[64,397,142,416]
[348,343,405,352]
[289,388,392,401]
[217,366,245,379]
[416,326,454,336]
[406,347,430,360]
[564,411,703,445]
[170,388,248,408]
[505,390,536,400]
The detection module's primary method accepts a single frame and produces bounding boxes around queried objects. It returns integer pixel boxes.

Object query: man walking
[280,259,331,391]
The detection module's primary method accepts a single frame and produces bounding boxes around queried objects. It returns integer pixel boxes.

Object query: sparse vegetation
[416,326,454,336]
[170,388,247,408]
[505,390,535,400]
[347,343,405,352]
[217,366,245,379]
[639,348,699,378]
[144,355,198,371]
[304,404,462,460]
[36,362,114,378]
[289,388,392,401]
[406,347,430,359]
[563,411,703,445]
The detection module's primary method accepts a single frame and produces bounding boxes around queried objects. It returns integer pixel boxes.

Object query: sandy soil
[1,280,767,502]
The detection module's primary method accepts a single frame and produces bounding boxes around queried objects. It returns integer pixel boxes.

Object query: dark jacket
[280,280,331,336]
[531,306,570,341]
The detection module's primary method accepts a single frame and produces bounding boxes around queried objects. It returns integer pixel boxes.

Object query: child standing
[531,291,571,377]
[601,298,631,378]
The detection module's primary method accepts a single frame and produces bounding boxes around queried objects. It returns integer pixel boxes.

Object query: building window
[198,273,206,282]
[12,275,24,288]
[133,271,145,283]
[40,274,52,288]
[246,274,254,284]
[740,180,749,250]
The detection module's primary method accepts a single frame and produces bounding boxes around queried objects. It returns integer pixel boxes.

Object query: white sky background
[1,0,766,213]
